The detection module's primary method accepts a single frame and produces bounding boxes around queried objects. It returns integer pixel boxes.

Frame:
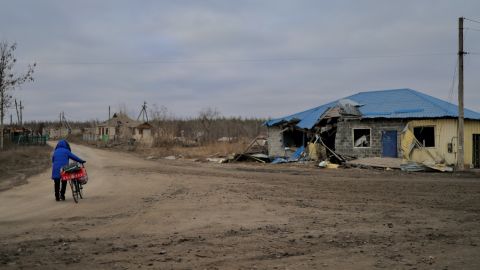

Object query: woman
[51,140,85,201]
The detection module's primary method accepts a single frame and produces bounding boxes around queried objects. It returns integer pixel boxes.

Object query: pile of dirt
[0,145,52,191]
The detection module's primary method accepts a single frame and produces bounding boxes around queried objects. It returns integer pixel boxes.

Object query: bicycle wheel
[76,181,83,199]
[70,180,79,203]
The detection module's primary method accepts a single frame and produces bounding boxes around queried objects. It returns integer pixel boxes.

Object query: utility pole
[457,17,465,171]
[60,111,72,135]
[108,105,111,120]
[15,99,20,125]
[19,100,23,126]
[137,101,149,123]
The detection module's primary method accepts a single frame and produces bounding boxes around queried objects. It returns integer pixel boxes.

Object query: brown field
[0,143,479,269]
[140,140,251,159]
[0,145,52,192]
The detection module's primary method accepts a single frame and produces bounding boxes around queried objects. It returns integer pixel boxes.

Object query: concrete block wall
[267,126,285,157]
[335,119,407,158]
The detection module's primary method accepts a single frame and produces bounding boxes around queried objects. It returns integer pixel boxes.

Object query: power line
[465,17,480,24]
[465,27,480,32]
[464,27,469,46]
[26,52,455,66]
[447,57,458,104]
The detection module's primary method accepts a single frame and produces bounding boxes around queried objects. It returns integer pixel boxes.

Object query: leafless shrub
[149,106,265,148]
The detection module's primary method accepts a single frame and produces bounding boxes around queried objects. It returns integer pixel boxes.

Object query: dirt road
[1,143,479,269]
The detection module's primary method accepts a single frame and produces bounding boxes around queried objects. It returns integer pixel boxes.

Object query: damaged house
[265,88,480,168]
[96,113,154,146]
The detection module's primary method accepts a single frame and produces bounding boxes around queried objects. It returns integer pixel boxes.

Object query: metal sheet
[265,88,480,130]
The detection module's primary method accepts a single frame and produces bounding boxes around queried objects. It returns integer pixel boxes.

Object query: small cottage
[96,113,154,146]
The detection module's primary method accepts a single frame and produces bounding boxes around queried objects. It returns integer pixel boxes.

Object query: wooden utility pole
[19,100,23,126]
[15,99,20,125]
[457,17,465,171]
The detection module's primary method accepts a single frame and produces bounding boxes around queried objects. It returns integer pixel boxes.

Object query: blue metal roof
[265,88,480,129]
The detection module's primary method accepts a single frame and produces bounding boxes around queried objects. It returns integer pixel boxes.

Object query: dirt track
[1,143,479,269]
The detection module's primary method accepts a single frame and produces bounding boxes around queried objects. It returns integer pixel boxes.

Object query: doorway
[382,130,398,158]
[473,134,480,168]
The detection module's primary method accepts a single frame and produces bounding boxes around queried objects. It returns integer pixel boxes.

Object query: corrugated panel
[350,89,480,119]
[265,102,335,128]
[407,119,457,165]
[265,88,480,129]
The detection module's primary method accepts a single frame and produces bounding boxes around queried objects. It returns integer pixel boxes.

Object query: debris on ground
[347,157,402,170]
[271,157,288,164]
[206,157,228,163]
[271,146,307,164]
[400,124,454,172]
[233,135,269,163]
[400,161,454,172]
[400,162,430,172]
[318,161,339,169]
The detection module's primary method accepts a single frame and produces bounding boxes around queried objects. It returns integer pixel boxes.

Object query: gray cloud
[1,0,479,121]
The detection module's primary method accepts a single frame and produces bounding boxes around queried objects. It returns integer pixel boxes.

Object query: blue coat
[51,140,85,180]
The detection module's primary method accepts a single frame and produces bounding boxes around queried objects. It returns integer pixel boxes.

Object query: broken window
[413,126,435,147]
[353,128,371,148]
[283,129,306,148]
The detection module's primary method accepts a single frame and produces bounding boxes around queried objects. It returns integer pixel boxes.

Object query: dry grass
[0,145,50,169]
[141,140,251,159]
[0,145,52,191]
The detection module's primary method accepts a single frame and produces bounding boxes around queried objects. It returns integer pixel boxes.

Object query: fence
[10,135,48,146]
[82,133,98,142]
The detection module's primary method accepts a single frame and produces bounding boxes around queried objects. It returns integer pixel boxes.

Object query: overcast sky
[1,0,480,122]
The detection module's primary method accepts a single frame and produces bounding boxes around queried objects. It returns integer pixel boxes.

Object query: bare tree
[149,104,170,121]
[198,107,221,143]
[117,103,131,118]
[0,41,35,150]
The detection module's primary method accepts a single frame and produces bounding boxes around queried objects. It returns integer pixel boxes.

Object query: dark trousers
[53,178,67,199]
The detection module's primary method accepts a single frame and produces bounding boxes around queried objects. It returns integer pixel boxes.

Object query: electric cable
[26,52,456,66]
[465,17,480,24]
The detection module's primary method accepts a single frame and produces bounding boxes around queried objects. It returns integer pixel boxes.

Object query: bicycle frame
[60,163,87,203]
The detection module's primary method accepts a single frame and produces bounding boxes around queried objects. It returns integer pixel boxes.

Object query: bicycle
[60,163,88,203]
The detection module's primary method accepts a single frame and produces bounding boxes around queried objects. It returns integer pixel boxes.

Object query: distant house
[265,88,480,168]
[47,127,81,139]
[48,127,69,139]
[96,113,154,146]
[132,122,154,146]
